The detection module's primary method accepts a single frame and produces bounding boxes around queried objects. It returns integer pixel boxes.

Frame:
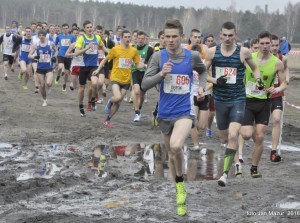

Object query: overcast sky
[97,0,300,13]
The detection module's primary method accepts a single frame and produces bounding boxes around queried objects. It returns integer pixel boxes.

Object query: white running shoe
[97,98,104,104]
[218,173,227,187]
[133,114,141,122]
[42,100,47,107]
[123,94,128,102]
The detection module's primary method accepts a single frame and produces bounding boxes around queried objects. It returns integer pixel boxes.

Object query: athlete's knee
[254,132,265,144]
[272,116,281,126]
[228,130,239,142]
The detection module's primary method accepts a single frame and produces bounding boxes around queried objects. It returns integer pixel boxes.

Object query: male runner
[142,19,207,216]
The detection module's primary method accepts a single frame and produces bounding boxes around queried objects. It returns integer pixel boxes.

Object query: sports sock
[223,148,236,174]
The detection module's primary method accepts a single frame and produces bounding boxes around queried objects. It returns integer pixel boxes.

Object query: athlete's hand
[255,78,265,90]
[34,55,40,60]
[216,75,227,86]
[197,87,205,101]
[86,42,93,50]
[268,86,280,94]
[92,69,99,76]
[161,59,173,78]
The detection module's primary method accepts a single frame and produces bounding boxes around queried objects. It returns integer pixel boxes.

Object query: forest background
[0,0,300,43]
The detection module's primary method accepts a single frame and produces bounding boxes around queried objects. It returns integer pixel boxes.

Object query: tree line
[0,0,300,42]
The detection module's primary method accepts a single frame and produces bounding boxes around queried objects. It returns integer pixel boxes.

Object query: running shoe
[4,76,8,80]
[177,203,187,216]
[91,100,96,111]
[70,86,74,91]
[152,111,158,126]
[176,181,187,205]
[218,173,227,187]
[105,99,112,115]
[129,97,133,103]
[123,94,128,102]
[250,168,262,178]
[55,75,60,84]
[34,87,39,94]
[87,103,92,112]
[103,120,112,128]
[23,85,28,90]
[97,98,104,104]
[133,114,141,122]
[235,163,242,176]
[11,68,14,72]
[18,72,23,81]
[206,129,212,137]
[62,84,67,92]
[270,152,281,162]
[103,92,107,97]
[42,100,47,107]
[80,108,86,117]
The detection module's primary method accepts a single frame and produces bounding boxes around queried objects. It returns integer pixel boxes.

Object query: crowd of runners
[0,18,289,216]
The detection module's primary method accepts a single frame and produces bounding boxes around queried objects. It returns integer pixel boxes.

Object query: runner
[240,31,286,178]
[205,21,263,186]
[29,30,56,106]
[204,34,215,137]
[269,34,289,162]
[54,23,76,91]
[92,30,143,128]
[131,31,153,122]
[186,28,211,148]
[151,30,166,127]
[65,28,84,91]
[14,27,33,90]
[0,26,15,80]
[142,19,207,216]
[74,20,107,116]
[236,38,259,168]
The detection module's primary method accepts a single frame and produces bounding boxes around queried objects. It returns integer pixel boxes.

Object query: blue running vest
[158,49,194,119]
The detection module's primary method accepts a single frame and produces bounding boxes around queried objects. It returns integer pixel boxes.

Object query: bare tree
[285,2,298,42]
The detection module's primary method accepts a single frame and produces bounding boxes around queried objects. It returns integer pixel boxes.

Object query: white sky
[94,0,300,13]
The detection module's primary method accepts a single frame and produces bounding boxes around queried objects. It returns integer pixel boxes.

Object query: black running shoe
[250,168,262,178]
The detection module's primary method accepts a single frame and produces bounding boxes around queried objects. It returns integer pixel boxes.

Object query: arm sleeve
[141,52,164,91]
[192,51,207,90]
[75,36,84,49]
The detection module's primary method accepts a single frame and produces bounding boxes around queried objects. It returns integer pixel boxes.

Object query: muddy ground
[0,65,300,223]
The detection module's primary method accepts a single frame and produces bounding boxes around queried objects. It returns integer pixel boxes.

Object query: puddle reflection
[91,144,224,181]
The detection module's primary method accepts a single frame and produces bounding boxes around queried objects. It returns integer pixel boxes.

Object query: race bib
[139,55,145,63]
[163,74,190,94]
[5,41,12,49]
[86,43,97,54]
[39,54,51,63]
[215,67,237,84]
[246,81,265,97]
[98,53,105,59]
[21,44,31,52]
[118,58,132,68]
[61,39,70,47]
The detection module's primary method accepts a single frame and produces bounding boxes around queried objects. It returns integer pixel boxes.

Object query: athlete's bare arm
[28,44,37,59]
[242,47,260,79]
[205,46,216,84]
[282,55,289,84]
[268,60,286,94]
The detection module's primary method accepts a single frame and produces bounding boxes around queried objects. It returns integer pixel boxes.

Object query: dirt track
[0,67,300,222]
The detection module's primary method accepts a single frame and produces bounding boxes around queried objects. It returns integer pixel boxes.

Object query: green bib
[245,52,278,99]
